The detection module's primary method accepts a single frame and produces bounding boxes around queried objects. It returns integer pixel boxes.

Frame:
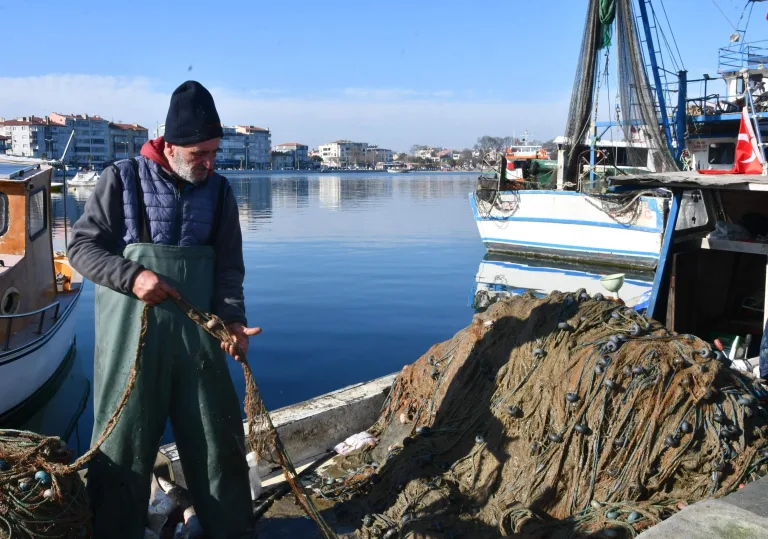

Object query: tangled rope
[0,299,337,539]
[320,292,768,538]
[0,307,148,537]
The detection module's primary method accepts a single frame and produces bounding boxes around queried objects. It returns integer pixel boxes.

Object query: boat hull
[470,190,667,270]
[0,287,82,417]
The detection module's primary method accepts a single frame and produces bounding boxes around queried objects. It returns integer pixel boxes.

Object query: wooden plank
[700,238,768,256]
[764,257,768,331]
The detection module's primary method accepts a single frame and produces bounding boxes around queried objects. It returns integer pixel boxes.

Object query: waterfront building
[271,151,294,170]
[234,125,271,169]
[365,145,394,167]
[214,125,271,169]
[49,113,110,169]
[318,140,368,167]
[318,140,392,168]
[274,142,309,169]
[155,122,271,169]
[415,147,441,161]
[0,135,8,154]
[0,116,74,161]
[108,123,148,161]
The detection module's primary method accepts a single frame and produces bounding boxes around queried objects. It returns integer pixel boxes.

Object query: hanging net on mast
[562,0,679,190]
[561,0,602,186]
[615,0,679,173]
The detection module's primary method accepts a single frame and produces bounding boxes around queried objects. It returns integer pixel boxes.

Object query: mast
[636,0,675,156]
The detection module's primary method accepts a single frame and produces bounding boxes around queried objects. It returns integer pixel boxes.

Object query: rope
[170,296,338,538]
[0,300,338,539]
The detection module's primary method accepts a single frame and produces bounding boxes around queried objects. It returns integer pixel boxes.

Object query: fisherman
[67,80,259,539]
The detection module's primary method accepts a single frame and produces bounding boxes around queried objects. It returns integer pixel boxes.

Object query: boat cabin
[685,40,768,172]
[0,160,59,322]
[609,171,768,371]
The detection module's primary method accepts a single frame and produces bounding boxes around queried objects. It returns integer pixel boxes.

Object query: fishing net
[0,308,148,538]
[561,0,678,194]
[562,0,602,186]
[614,0,678,174]
[320,292,768,538]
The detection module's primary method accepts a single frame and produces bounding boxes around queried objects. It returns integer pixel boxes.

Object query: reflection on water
[472,253,654,313]
[31,172,656,455]
[40,173,484,453]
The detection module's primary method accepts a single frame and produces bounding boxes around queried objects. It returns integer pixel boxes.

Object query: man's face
[168,137,220,183]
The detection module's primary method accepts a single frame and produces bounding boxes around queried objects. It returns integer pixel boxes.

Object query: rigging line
[742,1,756,39]
[649,2,680,73]
[710,0,738,30]
[658,0,685,70]
[657,21,681,73]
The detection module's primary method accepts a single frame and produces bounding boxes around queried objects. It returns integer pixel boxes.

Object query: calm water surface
[28,172,487,453]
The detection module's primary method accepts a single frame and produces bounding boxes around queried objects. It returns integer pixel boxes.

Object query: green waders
[87,243,254,539]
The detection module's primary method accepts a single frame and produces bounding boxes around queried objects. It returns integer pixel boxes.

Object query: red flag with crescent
[699,106,765,175]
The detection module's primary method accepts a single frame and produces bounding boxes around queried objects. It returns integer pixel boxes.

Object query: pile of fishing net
[319,291,768,538]
[0,430,90,537]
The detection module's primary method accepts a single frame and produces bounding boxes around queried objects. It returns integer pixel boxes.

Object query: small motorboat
[68,168,100,186]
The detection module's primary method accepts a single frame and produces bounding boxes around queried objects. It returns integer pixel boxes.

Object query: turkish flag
[699,106,765,175]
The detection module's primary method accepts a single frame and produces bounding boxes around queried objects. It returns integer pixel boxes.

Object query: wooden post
[763,256,768,331]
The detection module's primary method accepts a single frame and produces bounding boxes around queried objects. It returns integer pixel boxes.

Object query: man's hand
[223,322,262,362]
[131,269,180,306]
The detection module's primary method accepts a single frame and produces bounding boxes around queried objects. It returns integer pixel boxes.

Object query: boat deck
[0,275,82,355]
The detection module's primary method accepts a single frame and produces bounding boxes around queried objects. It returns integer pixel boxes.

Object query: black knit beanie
[163,80,223,145]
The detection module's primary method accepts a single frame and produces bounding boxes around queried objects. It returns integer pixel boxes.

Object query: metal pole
[745,79,767,173]
[675,70,688,163]
[637,0,675,154]
[62,163,68,249]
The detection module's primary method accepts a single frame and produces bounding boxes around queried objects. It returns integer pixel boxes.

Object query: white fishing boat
[0,157,83,421]
[386,162,410,174]
[68,168,99,186]
[469,0,694,270]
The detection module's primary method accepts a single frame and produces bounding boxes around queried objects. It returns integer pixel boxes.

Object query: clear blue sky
[1,0,765,151]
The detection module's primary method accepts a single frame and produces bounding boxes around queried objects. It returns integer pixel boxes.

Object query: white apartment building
[318,140,395,167]
[155,123,271,169]
[0,116,74,161]
[318,140,367,167]
[49,113,110,169]
[415,147,441,161]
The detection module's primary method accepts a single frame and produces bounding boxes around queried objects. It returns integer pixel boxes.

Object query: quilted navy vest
[111,156,228,247]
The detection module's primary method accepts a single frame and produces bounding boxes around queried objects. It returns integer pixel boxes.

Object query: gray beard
[172,152,208,184]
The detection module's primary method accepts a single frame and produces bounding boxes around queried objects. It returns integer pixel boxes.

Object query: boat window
[28,187,47,240]
[0,194,8,238]
[708,143,736,165]
[0,287,20,315]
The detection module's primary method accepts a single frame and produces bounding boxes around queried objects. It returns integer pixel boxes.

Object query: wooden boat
[0,157,83,421]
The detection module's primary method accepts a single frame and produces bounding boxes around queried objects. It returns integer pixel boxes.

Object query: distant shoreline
[216,169,481,175]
